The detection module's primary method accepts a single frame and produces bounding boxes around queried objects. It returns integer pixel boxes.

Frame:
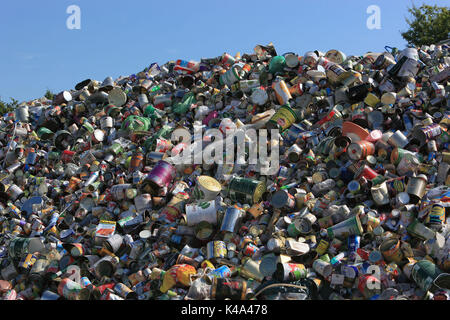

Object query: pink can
[146,161,176,189]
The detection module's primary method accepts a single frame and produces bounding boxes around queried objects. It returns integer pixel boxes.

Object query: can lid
[271,190,289,208]
[348,180,360,193]
[396,192,410,205]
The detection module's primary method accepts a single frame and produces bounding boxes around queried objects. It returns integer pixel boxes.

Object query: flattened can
[228,177,266,205]
[206,241,227,261]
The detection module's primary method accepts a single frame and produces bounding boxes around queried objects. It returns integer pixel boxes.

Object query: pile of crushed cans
[0,41,449,300]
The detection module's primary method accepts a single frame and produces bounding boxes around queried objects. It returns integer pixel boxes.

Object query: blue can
[284,124,304,144]
[40,290,60,300]
[209,265,232,278]
[220,207,241,233]
[348,235,360,261]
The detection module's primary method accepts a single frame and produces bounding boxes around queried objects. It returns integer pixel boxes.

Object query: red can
[61,150,76,163]
[347,140,375,161]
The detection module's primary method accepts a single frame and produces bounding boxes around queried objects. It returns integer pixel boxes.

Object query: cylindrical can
[286,143,303,163]
[426,203,446,226]
[211,278,247,300]
[185,200,217,226]
[406,174,428,203]
[411,260,443,292]
[271,190,296,209]
[412,123,442,145]
[239,257,264,282]
[266,104,299,132]
[58,278,81,300]
[109,184,132,201]
[220,207,241,233]
[114,283,137,300]
[371,182,390,206]
[145,160,176,191]
[104,234,123,253]
[228,177,266,205]
[407,219,436,240]
[206,241,227,261]
[348,235,361,261]
[274,262,307,281]
[129,152,144,172]
[100,116,114,129]
[219,65,241,87]
[272,80,292,105]
[313,259,333,278]
[192,176,222,202]
[388,130,409,148]
[316,240,329,255]
[209,265,233,278]
[7,184,24,201]
[347,140,375,161]
[326,214,364,239]
[380,238,404,264]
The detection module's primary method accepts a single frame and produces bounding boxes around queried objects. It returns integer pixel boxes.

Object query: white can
[185,200,217,226]
[313,259,333,278]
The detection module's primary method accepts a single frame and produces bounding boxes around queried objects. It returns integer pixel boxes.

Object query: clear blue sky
[1,0,448,103]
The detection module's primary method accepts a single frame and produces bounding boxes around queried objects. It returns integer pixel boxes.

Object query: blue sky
[1,0,448,102]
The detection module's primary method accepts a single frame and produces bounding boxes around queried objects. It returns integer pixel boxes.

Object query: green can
[266,104,299,132]
[109,143,124,156]
[228,177,266,205]
[36,127,54,140]
[411,260,442,292]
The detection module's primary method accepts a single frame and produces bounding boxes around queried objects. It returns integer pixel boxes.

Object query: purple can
[203,111,219,126]
[146,160,176,190]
